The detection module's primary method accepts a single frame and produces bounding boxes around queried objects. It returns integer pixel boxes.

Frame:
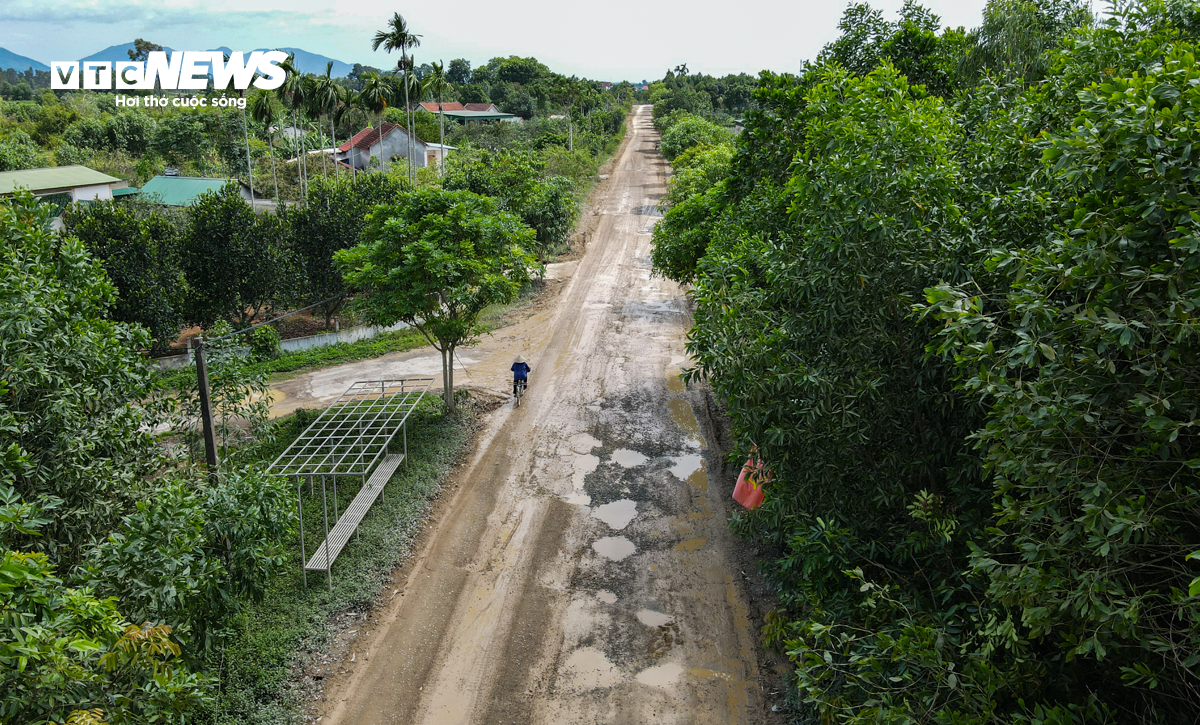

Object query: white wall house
[336,122,449,172]
[0,165,127,201]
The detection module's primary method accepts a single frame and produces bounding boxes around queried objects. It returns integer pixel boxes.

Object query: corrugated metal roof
[111,187,140,197]
[139,176,235,206]
[0,165,121,195]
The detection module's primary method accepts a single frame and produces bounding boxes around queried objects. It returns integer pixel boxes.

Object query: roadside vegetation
[651,1,1200,722]
[0,11,629,724]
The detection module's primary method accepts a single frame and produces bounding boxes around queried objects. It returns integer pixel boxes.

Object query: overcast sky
[1,0,1100,81]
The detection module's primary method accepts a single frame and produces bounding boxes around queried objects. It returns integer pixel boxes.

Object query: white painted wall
[70,184,114,201]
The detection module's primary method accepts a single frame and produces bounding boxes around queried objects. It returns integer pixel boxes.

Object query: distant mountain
[0,47,49,72]
[80,43,177,65]
[276,47,353,78]
[79,43,352,77]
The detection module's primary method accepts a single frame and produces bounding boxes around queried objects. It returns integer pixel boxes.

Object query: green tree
[336,189,539,412]
[446,58,471,85]
[249,89,280,199]
[62,201,187,354]
[658,115,731,160]
[372,12,422,182]
[0,482,211,725]
[424,60,452,174]
[0,193,165,567]
[281,173,407,328]
[181,184,293,327]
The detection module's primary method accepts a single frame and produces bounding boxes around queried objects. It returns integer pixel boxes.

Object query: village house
[335,122,455,172]
[0,165,128,202]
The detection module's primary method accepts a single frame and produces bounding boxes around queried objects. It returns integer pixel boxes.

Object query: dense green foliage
[0,194,289,724]
[655,0,1200,721]
[441,147,577,257]
[63,201,187,353]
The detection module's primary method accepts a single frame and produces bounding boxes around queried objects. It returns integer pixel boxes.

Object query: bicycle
[514,378,527,407]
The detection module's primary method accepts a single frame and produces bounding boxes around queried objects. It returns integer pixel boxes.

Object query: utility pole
[194,339,220,484]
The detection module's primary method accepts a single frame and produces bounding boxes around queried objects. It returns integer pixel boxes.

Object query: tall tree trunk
[269,134,279,200]
[331,117,340,181]
[444,345,455,413]
[403,53,413,183]
[438,96,445,176]
[242,105,254,201]
[320,120,328,180]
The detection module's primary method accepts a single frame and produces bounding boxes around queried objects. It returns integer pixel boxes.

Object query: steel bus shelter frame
[267,378,433,589]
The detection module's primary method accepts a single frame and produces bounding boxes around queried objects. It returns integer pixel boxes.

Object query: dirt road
[315,105,773,725]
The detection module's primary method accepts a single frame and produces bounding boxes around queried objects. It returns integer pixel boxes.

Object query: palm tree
[356,73,391,171]
[309,62,343,181]
[218,53,255,200]
[249,90,280,201]
[277,55,309,200]
[371,13,421,181]
[424,60,451,175]
[301,74,328,181]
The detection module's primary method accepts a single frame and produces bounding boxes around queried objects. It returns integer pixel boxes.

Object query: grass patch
[198,393,477,724]
[159,287,542,391]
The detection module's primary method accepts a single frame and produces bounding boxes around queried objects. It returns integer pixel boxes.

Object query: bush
[247,324,282,362]
[658,115,731,161]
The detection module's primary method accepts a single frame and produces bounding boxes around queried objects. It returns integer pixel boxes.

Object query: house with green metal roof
[137,175,253,207]
[0,165,127,201]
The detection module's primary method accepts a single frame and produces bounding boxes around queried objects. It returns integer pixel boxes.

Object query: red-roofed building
[414,101,501,114]
[335,122,454,171]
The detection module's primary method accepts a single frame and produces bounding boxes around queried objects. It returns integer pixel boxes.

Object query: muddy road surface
[319,105,774,725]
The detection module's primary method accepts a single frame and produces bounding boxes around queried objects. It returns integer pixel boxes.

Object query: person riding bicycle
[511,356,531,396]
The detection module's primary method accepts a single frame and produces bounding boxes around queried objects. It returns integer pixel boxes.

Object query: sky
[0,0,1097,82]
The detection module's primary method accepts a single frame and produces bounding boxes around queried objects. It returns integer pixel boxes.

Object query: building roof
[338,122,407,153]
[415,102,500,114]
[437,109,516,120]
[0,165,120,195]
[138,176,241,206]
[111,186,140,197]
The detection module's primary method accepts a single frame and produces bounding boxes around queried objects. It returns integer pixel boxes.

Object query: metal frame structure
[268,378,433,589]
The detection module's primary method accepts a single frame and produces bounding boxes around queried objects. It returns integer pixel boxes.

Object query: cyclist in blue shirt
[511,356,531,396]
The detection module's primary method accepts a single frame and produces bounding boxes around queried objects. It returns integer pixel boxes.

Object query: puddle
[610,449,649,468]
[667,398,701,438]
[572,454,600,490]
[564,492,592,506]
[688,467,709,492]
[669,454,704,482]
[593,536,637,561]
[592,499,637,530]
[568,433,601,454]
[636,609,674,627]
[674,537,709,552]
[689,667,734,682]
[561,647,623,692]
[597,590,618,604]
[667,376,685,394]
[635,661,684,688]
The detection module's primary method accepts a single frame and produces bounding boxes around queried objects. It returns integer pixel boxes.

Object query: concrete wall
[151,320,412,369]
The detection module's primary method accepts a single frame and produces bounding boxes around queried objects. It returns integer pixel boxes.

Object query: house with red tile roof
[335,122,454,171]
[414,101,501,113]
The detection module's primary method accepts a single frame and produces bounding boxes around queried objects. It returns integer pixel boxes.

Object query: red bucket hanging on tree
[733,446,771,510]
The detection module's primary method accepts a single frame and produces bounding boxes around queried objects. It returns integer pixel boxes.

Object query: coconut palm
[371,12,421,181]
[309,61,343,181]
[249,90,280,201]
[424,60,452,175]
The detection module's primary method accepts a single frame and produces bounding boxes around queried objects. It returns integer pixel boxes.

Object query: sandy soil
[291,106,784,725]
